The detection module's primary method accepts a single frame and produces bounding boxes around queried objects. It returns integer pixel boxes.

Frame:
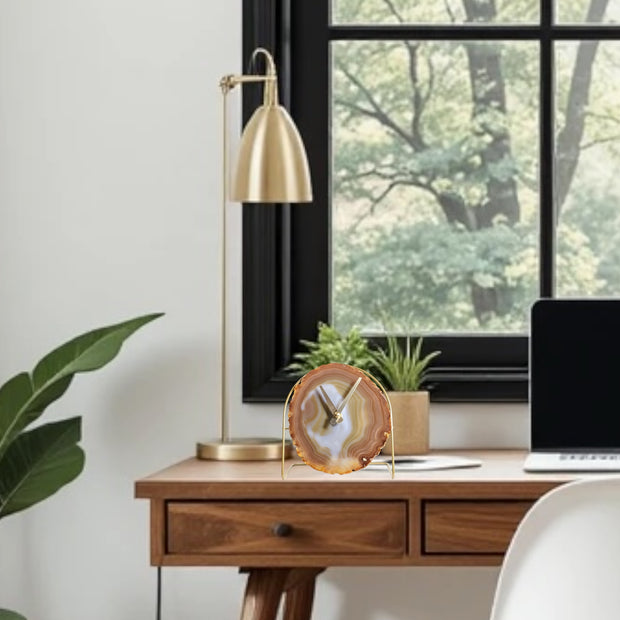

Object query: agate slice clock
[287,363,392,474]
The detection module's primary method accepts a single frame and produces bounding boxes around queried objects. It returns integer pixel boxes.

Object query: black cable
[156,566,162,620]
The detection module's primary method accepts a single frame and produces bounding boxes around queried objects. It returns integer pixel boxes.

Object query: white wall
[0,1,528,618]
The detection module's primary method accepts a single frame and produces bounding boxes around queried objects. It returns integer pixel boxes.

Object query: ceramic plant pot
[386,390,429,455]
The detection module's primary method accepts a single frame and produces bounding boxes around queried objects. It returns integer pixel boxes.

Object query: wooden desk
[135,450,578,620]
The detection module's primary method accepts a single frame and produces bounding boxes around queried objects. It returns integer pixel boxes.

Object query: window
[242,0,620,402]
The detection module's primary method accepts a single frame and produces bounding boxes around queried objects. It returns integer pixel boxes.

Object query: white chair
[489,476,620,620]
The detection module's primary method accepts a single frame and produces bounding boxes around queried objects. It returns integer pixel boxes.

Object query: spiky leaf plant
[372,335,440,392]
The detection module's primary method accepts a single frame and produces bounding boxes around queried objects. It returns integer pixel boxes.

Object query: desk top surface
[135,450,587,498]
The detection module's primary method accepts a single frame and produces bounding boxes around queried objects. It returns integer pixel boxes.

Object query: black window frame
[242,0,620,403]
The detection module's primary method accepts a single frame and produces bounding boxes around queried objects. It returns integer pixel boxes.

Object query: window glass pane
[331,0,539,25]
[556,1,620,24]
[331,40,539,334]
[555,41,620,297]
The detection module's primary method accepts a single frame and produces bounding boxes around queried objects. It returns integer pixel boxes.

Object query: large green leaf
[0,609,27,620]
[0,417,84,519]
[0,313,162,458]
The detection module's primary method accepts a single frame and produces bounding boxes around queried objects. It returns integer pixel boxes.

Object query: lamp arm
[220,74,275,92]
[219,47,279,105]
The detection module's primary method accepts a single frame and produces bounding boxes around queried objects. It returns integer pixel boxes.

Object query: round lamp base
[196,437,292,461]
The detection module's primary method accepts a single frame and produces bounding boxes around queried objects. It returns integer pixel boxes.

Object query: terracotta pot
[385,391,429,455]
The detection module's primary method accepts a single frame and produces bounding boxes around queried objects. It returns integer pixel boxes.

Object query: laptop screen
[531,299,620,451]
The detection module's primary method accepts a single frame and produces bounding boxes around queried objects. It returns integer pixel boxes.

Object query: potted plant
[371,335,440,455]
[0,313,162,620]
[287,322,376,374]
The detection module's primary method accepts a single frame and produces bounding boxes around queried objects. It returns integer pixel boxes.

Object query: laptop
[524,298,620,472]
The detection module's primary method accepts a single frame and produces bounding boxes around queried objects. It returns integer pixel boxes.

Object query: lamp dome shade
[231,104,312,203]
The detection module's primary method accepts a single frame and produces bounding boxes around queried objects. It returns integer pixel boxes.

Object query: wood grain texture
[135,451,579,567]
[167,501,406,556]
[149,499,165,565]
[135,450,576,499]
[237,567,325,620]
[282,569,322,620]
[424,500,533,554]
[240,569,288,620]
[135,451,588,619]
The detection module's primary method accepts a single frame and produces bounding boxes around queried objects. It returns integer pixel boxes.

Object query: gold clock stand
[280,370,395,480]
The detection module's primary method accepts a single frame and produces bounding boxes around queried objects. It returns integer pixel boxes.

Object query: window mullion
[541,0,552,27]
[540,1,554,297]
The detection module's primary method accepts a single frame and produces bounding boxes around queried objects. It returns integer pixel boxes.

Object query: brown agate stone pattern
[288,363,392,475]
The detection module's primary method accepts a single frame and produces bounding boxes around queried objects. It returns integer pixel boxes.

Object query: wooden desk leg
[239,568,326,620]
[239,568,289,620]
[283,568,325,620]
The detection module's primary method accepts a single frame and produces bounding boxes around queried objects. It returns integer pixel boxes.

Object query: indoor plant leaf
[287,322,376,373]
[0,313,162,459]
[0,609,27,620]
[372,335,441,392]
[32,313,163,388]
[0,417,84,519]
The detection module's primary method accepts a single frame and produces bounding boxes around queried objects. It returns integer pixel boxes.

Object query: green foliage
[371,335,440,392]
[287,322,375,374]
[558,177,620,297]
[0,417,84,519]
[331,33,539,332]
[333,0,539,27]
[0,610,26,620]
[333,220,538,333]
[0,314,162,464]
[331,0,620,334]
[0,313,163,619]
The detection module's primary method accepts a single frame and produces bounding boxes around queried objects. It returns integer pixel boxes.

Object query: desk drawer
[167,501,406,556]
[423,500,533,554]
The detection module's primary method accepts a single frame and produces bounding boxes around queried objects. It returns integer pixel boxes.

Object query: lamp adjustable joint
[219,48,279,103]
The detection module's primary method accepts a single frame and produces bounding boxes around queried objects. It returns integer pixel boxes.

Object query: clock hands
[318,385,342,425]
[317,377,362,426]
[335,377,362,417]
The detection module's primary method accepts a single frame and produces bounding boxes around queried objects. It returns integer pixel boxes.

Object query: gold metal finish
[363,368,395,478]
[198,438,292,461]
[281,378,301,478]
[196,47,312,462]
[317,385,342,425]
[231,105,312,202]
[230,49,312,203]
[218,48,312,204]
[335,377,362,417]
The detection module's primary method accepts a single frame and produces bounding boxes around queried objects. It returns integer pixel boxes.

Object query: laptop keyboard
[524,452,620,472]
[559,453,620,461]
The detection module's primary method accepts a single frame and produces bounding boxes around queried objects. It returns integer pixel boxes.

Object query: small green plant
[287,322,375,374]
[0,313,163,620]
[371,335,440,392]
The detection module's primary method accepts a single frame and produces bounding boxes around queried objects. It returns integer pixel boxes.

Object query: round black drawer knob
[271,522,293,537]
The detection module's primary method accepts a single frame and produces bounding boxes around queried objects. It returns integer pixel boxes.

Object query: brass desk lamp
[196,48,312,461]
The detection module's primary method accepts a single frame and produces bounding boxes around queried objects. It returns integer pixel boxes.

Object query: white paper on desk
[369,454,482,471]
